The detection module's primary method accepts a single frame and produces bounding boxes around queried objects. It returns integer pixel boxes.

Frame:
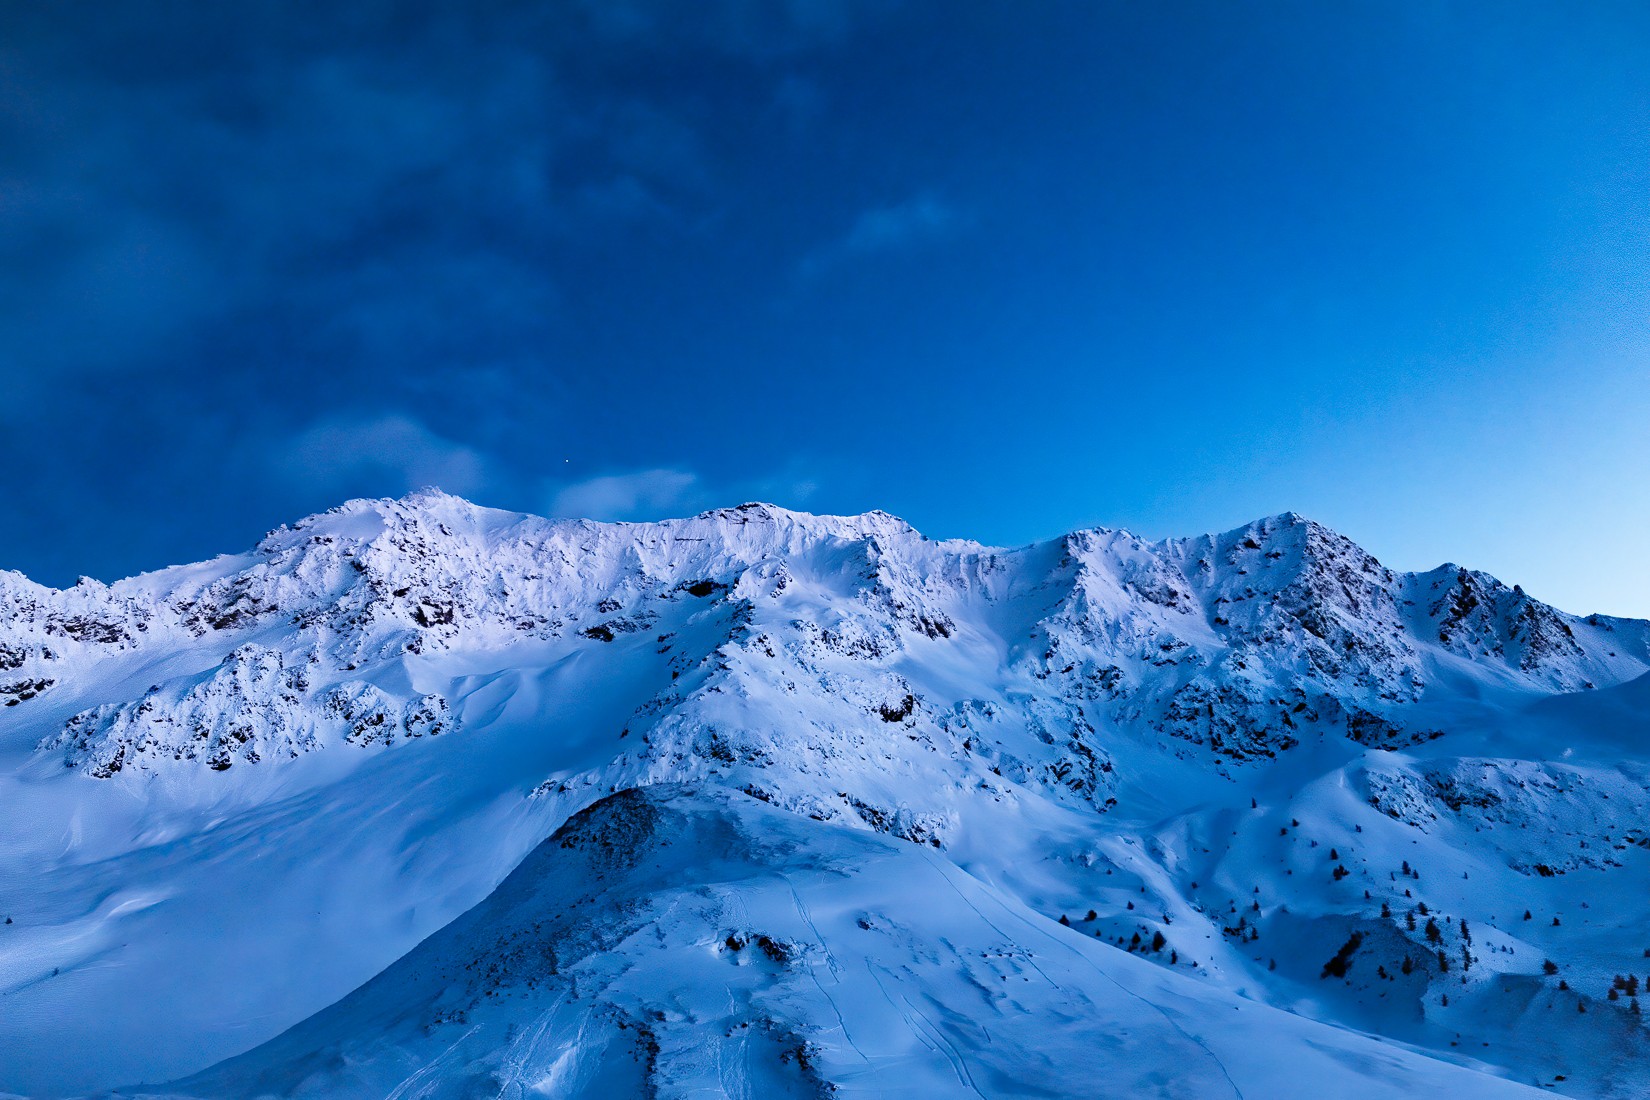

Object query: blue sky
[2,1,1647,615]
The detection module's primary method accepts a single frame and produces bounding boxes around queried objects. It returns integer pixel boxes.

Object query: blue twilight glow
[2,2,1647,614]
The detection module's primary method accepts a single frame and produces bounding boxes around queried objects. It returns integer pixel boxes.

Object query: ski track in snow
[924,845,1247,1100]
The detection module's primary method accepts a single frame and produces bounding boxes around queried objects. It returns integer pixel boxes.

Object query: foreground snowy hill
[116,786,1542,1099]
[2,491,1648,1097]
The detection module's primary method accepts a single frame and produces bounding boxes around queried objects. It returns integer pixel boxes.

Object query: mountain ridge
[2,491,1648,1097]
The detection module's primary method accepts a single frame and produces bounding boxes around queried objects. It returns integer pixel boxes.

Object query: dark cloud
[0,0,889,582]
[0,0,894,398]
[567,0,892,58]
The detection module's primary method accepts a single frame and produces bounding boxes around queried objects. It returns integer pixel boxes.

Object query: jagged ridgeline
[6,492,1639,785]
[2,490,1648,1098]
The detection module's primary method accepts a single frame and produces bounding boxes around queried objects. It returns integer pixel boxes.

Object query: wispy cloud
[270,412,823,525]
[547,464,821,521]
[801,193,964,277]
[549,468,703,520]
[842,195,959,253]
[271,414,497,501]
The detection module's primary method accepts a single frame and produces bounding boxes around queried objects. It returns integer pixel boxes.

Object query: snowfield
[1,491,1647,1097]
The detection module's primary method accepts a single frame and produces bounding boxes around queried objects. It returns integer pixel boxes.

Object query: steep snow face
[2,493,1648,1097]
[121,787,1544,1100]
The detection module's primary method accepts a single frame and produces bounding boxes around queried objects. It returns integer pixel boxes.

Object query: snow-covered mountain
[3,491,1648,1097]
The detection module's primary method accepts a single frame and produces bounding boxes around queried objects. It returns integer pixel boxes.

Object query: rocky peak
[1410,565,1595,687]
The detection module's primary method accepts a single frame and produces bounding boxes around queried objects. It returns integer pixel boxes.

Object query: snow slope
[1,491,1647,1097]
[109,785,1546,1100]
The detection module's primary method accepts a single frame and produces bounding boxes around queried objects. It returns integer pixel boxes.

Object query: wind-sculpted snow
[2,491,1649,1097]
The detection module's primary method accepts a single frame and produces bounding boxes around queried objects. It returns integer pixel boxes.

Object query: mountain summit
[2,494,1647,1097]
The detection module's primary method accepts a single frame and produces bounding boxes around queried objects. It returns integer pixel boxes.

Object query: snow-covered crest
[2,492,1648,1097]
[6,493,1641,774]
